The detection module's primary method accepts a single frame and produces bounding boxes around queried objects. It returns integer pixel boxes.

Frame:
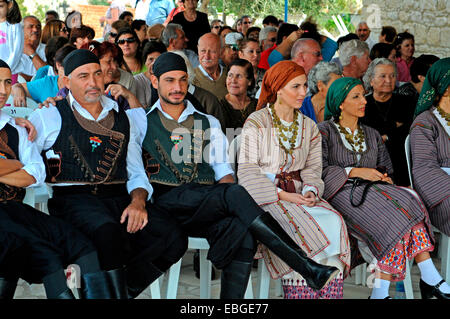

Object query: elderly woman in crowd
[238,60,350,299]
[319,76,449,299]
[134,40,167,107]
[301,61,342,123]
[171,0,210,54]
[238,38,265,99]
[41,20,69,44]
[212,59,257,133]
[394,31,415,83]
[115,28,146,75]
[361,58,416,186]
[410,58,450,248]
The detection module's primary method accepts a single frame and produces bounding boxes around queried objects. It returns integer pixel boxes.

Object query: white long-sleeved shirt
[0,110,45,187]
[28,92,153,199]
[0,21,24,74]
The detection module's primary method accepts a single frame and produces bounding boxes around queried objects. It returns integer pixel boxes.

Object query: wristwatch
[29,52,37,60]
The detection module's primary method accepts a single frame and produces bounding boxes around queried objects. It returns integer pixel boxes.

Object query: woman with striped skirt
[410,58,450,238]
[318,77,449,299]
[238,61,351,299]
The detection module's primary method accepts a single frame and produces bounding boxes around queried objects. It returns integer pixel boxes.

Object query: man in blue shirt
[145,0,175,26]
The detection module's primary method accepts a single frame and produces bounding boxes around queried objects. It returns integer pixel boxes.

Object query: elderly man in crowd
[20,16,48,81]
[290,38,324,75]
[192,33,228,100]
[259,26,278,52]
[29,49,187,299]
[339,39,371,79]
[356,21,376,51]
[160,23,199,68]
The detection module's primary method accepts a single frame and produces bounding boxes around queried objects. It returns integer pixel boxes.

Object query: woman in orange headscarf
[238,61,351,299]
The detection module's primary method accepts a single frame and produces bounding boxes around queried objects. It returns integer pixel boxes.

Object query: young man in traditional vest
[0,59,113,299]
[140,52,340,298]
[29,50,187,299]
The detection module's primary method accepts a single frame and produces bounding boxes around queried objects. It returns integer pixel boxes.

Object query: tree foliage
[207,0,360,34]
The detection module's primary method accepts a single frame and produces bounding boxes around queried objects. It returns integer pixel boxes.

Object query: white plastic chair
[2,106,35,119]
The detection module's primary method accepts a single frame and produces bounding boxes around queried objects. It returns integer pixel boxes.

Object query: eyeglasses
[109,32,118,38]
[213,25,221,29]
[61,27,68,33]
[267,37,276,42]
[304,51,322,57]
[117,37,136,45]
[243,21,250,24]
[226,45,238,51]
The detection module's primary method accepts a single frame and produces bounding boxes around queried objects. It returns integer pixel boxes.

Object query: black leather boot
[78,271,113,299]
[55,289,76,299]
[249,212,339,291]
[125,261,163,299]
[0,278,18,299]
[105,268,128,299]
[220,260,253,299]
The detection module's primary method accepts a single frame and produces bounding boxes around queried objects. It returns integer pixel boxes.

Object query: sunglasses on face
[227,45,238,51]
[213,25,221,29]
[267,37,276,42]
[61,27,68,33]
[117,37,136,45]
[109,32,117,38]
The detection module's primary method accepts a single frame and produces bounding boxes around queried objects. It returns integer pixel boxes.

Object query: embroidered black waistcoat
[43,99,129,184]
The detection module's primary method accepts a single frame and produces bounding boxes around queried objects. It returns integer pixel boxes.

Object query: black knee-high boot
[125,260,163,299]
[220,261,253,299]
[0,278,18,299]
[105,268,128,299]
[249,212,339,291]
[78,271,114,299]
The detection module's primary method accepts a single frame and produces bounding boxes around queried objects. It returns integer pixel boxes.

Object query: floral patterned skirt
[377,222,434,281]
[282,272,345,299]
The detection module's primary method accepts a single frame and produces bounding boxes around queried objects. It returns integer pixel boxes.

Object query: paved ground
[14,248,445,299]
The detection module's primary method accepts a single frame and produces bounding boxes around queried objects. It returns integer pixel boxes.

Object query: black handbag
[348,166,389,207]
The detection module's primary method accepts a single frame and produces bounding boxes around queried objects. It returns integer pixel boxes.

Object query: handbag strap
[350,178,388,207]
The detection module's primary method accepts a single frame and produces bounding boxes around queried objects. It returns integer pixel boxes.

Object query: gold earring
[339,114,343,120]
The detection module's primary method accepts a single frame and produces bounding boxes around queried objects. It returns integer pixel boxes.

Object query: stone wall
[361,0,450,58]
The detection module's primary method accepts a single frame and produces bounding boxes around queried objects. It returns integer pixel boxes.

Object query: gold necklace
[336,120,365,153]
[270,104,299,154]
[436,105,450,126]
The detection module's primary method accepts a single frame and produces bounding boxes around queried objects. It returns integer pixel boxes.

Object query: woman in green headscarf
[410,57,450,244]
[318,77,449,299]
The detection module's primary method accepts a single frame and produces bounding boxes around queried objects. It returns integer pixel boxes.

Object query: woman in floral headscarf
[410,58,450,239]
[238,61,351,299]
[318,76,449,299]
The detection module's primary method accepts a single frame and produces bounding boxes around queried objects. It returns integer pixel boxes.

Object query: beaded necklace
[436,105,450,127]
[270,104,299,154]
[335,120,366,153]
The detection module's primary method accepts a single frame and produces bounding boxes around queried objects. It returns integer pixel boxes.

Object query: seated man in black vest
[138,52,340,298]
[0,59,112,299]
[29,50,187,299]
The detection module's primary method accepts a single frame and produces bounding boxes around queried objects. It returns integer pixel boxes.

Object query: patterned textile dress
[318,120,435,281]
[238,108,351,299]
[410,108,450,236]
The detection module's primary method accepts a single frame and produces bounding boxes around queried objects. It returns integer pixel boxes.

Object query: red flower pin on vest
[170,135,183,151]
[89,136,102,152]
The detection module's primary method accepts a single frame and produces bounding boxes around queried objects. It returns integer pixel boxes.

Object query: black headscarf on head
[152,52,187,78]
[63,49,100,76]
[0,59,10,70]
